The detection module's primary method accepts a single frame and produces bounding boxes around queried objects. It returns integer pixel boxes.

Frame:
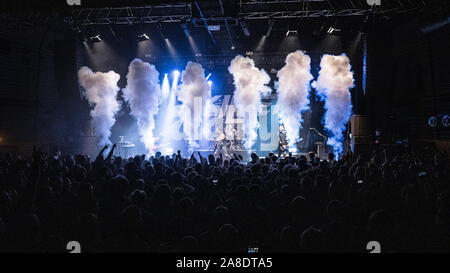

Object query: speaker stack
[350,115,372,155]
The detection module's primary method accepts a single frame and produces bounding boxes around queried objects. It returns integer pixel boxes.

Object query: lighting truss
[65,4,192,25]
[64,0,430,27]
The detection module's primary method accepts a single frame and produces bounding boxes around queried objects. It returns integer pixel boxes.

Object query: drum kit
[212,128,245,159]
[117,136,135,158]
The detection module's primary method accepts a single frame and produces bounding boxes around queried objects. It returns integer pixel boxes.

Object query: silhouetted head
[300,227,324,253]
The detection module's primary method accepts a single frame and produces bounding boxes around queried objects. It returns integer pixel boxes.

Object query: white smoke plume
[312,54,354,156]
[123,58,161,152]
[276,51,313,147]
[228,55,271,150]
[178,61,212,151]
[78,67,121,146]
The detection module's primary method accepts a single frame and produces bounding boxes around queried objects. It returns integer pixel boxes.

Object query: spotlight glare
[165,147,174,155]
[327,27,341,34]
[171,70,180,91]
[161,73,170,100]
[256,35,267,51]
[90,34,102,42]
[285,30,298,37]
[137,33,150,41]
[206,73,212,80]
[207,80,213,87]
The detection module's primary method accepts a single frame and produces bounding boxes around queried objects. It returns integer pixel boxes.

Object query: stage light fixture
[90,34,102,43]
[208,25,221,31]
[327,27,341,34]
[208,80,213,87]
[286,30,298,37]
[231,45,236,50]
[137,33,150,42]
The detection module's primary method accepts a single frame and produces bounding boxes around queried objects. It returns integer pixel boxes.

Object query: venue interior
[0,0,449,254]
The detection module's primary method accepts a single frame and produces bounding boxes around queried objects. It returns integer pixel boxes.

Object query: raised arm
[96,144,109,162]
[106,143,117,161]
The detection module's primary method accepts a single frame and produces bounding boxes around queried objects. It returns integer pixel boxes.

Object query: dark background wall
[0,22,84,156]
[365,14,450,151]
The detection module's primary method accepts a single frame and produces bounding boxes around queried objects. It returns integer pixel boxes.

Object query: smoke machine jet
[78,67,121,146]
[313,54,354,156]
[178,61,212,151]
[228,55,272,150]
[123,58,161,153]
[276,51,313,149]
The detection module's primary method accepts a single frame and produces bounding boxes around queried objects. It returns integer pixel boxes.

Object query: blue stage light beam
[160,81,178,152]
[161,73,170,100]
[172,70,180,91]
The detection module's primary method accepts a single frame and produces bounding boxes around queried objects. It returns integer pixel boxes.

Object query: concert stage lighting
[165,147,174,155]
[165,38,177,58]
[181,23,190,38]
[240,20,250,37]
[137,33,150,42]
[172,70,180,91]
[208,80,212,87]
[161,73,170,100]
[327,27,341,34]
[286,30,298,37]
[158,23,168,40]
[90,34,102,43]
[265,20,275,37]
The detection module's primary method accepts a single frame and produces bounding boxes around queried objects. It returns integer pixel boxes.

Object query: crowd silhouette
[0,143,449,253]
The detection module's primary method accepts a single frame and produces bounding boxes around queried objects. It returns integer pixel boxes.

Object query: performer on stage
[213,129,232,160]
[277,124,288,158]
